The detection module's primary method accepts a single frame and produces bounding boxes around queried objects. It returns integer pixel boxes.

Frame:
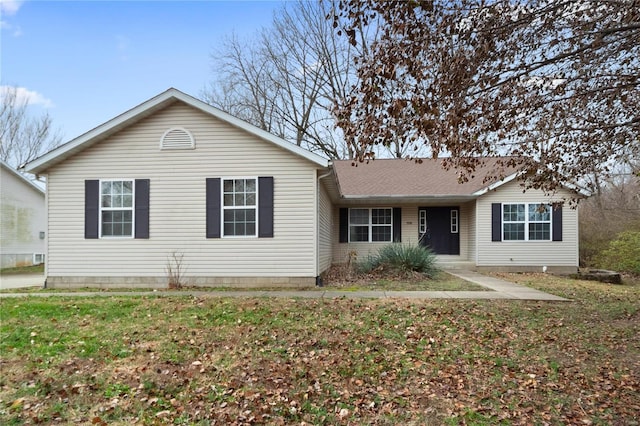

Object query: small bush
[359,244,438,277]
[596,230,640,274]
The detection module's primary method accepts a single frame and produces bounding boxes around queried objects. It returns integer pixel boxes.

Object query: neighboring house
[1,160,46,268]
[25,88,583,288]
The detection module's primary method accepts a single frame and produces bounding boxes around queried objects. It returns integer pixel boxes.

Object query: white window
[450,209,459,233]
[503,203,551,241]
[349,208,392,242]
[100,180,134,237]
[223,178,257,237]
[419,210,427,233]
[33,253,45,264]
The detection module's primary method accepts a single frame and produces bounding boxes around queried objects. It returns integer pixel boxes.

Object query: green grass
[1,274,638,424]
[0,264,44,275]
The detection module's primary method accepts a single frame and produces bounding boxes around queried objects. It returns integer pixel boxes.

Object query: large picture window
[349,208,392,242]
[223,178,257,237]
[503,203,551,241]
[100,180,134,237]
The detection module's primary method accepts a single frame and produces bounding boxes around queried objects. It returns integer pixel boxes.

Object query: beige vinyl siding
[46,103,321,279]
[466,200,477,263]
[317,179,333,274]
[332,204,470,263]
[476,180,579,268]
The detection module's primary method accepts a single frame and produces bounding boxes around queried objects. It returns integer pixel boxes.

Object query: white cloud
[1,0,24,36]
[0,86,54,108]
[0,0,24,16]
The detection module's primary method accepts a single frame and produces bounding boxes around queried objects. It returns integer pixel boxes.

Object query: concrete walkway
[0,271,568,301]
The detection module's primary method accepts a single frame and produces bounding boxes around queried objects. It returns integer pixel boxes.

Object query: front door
[418,207,460,255]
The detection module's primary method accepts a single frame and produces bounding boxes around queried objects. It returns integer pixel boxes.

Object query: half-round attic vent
[160,127,195,150]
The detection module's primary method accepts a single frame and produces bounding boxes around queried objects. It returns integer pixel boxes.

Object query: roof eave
[1,160,45,194]
[339,194,478,203]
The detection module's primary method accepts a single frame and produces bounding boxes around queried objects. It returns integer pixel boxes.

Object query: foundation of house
[45,276,317,289]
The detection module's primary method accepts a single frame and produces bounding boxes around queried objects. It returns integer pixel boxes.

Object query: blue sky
[1,0,283,141]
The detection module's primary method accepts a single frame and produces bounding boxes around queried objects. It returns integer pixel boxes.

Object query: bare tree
[333,1,640,194]
[205,0,401,160]
[0,86,61,170]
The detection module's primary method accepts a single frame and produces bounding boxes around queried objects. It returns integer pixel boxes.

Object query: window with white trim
[503,203,551,241]
[349,208,392,242]
[450,209,459,233]
[223,178,257,237]
[419,210,427,233]
[100,180,134,237]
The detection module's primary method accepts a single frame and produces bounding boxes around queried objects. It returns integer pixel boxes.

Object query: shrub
[359,244,438,277]
[596,230,640,274]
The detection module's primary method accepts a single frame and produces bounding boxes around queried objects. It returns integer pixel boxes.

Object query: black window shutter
[85,180,99,239]
[134,179,150,239]
[339,208,348,243]
[206,178,221,238]
[393,207,402,242]
[491,203,502,242]
[552,203,563,241]
[258,176,274,238]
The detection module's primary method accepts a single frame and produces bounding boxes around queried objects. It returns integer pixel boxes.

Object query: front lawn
[1,274,638,424]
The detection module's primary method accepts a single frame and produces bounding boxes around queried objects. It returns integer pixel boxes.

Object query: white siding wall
[46,103,322,280]
[317,179,333,274]
[331,204,470,263]
[476,180,579,268]
[0,166,46,268]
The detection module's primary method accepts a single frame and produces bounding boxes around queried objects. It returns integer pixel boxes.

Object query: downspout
[316,167,333,287]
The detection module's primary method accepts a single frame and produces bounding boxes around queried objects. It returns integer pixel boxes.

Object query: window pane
[101,210,132,237]
[350,209,369,225]
[113,181,122,193]
[235,193,245,206]
[224,194,233,206]
[235,223,245,236]
[223,208,256,236]
[372,208,391,224]
[503,204,521,222]
[350,225,369,242]
[503,223,525,240]
[372,226,391,242]
[123,195,132,207]
[246,193,256,206]
[223,180,234,192]
[246,179,256,192]
[123,181,133,194]
[113,195,123,208]
[102,195,111,208]
[236,179,245,192]
[529,204,550,221]
[101,181,111,194]
[529,223,550,240]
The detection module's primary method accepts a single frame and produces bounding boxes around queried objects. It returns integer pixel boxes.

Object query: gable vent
[160,127,195,150]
